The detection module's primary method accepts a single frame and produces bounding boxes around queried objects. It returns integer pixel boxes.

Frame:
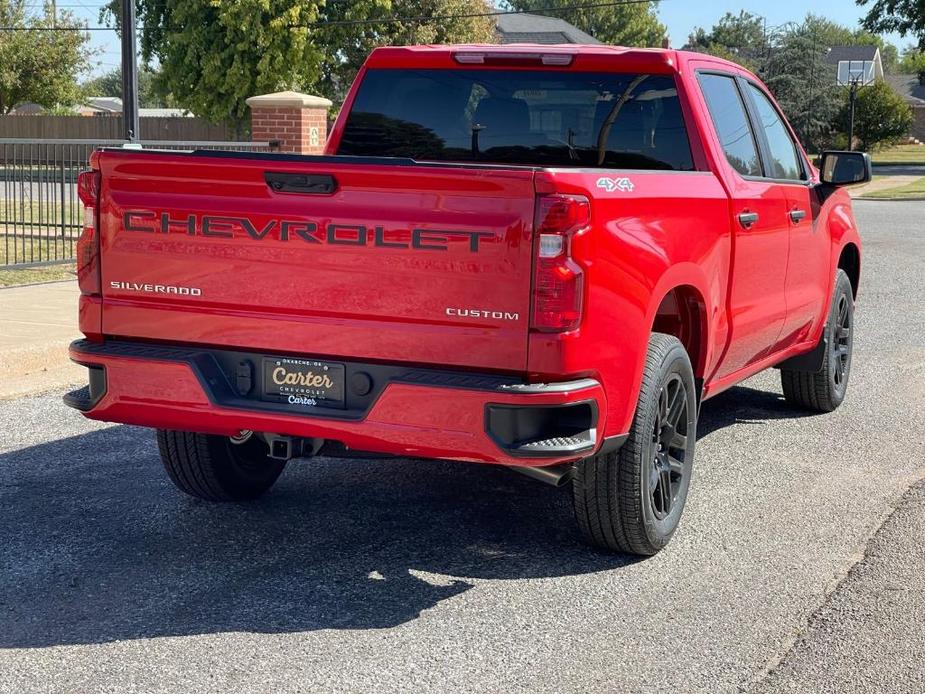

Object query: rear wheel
[572,333,697,555]
[157,430,286,501]
[781,269,854,412]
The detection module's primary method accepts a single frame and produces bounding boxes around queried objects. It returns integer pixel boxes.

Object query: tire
[573,333,697,555]
[780,269,854,413]
[156,430,287,501]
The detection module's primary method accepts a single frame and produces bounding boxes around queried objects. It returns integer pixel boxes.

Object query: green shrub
[842,80,914,151]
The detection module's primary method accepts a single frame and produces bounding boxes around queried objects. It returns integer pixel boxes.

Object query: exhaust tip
[506,463,575,487]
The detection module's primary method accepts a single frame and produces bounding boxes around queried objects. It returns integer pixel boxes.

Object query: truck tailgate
[96,150,536,371]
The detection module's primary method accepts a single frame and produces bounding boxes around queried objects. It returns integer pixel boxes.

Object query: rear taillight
[76,170,101,296]
[531,194,590,333]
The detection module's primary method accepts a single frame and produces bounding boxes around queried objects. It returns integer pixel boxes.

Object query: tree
[761,21,845,151]
[685,11,767,72]
[0,1,92,114]
[315,0,496,103]
[683,12,906,149]
[104,0,497,129]
[880,43,900,73]
[859,0,925,51]
[686,12,901,78]
[104,0,326,128]
[82,67,170,109]
[800,14,899,72]
[505,0,665,46]
[898,46,925,73]
[846,79,913,150]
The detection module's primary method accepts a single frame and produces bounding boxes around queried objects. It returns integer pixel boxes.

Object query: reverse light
[531,194,590,333]
[76,169,101,296]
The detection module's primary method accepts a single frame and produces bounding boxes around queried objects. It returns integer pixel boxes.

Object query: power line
[21,2,107,6]
[0,25,115,30]
[1,0,665,31]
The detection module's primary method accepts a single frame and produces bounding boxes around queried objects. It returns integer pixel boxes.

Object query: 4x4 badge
[596,176,635,193]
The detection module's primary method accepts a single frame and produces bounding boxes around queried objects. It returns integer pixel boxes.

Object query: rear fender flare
[613,264,714,434]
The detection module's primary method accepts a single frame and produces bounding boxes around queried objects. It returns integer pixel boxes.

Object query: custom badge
[596,176,635,193]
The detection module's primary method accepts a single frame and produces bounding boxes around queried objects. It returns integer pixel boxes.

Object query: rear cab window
[338,69,695,171]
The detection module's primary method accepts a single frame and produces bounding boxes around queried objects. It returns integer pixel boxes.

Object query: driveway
[1,201,923,693]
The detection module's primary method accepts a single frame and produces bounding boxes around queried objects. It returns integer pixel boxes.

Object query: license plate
[262,357,345,409]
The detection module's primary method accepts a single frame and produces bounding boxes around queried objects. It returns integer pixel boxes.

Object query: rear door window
[338,69,694,171]
[697,73,762,177]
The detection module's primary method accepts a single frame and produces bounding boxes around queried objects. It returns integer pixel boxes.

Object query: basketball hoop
[837,60,875,87]
[837,60,875,150]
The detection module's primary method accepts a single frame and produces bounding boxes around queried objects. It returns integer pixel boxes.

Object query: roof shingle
[886,74,925,105]
[825,45,879,64]
[496,13,600,45]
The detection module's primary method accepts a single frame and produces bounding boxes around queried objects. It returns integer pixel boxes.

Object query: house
[75,96,123,116]
[885,73,925,141]
[824,45,884,84]
[7,102,45,115]
[136,107,192,118]
[495,13,600,45]
[75,97,190,118]
[823,45,925,142]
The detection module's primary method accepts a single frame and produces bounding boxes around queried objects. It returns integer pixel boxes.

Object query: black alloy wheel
[648,373,691,521]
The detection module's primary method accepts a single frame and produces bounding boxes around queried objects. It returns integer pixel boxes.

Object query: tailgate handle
[265,172,337,195]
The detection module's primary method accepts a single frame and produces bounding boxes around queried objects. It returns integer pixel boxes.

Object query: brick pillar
[246,91,333,154]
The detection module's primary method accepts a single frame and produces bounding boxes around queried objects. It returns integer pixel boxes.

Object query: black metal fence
[0,138,276,268]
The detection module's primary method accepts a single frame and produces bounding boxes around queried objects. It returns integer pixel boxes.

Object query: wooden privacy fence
[0,115,236,142]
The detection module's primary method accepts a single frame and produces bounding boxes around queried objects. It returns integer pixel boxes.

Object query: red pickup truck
[65,44,868,555]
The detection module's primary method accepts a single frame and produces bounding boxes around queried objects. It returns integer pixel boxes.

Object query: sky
[659,0,908,49]
[41,0,914,79]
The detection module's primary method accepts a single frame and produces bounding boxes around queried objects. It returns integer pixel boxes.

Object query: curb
[855,196,925,202]
[871,162,925,167]
[0,280,81,398]
[0,342,72,381]
[0,342,82,400]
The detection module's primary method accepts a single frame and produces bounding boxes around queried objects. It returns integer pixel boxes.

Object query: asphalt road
[1,200,924,693]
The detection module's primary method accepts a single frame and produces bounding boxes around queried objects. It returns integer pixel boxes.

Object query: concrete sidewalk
[0,280,82,400]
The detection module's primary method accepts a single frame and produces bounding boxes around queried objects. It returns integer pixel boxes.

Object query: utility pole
[120,0,140,142]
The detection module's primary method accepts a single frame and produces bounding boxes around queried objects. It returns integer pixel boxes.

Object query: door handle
[789,209,807,223]
[737,211,759,228]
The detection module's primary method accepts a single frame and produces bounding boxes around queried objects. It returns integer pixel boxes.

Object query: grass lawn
[0,236,77,287]
[0,199,79,227]
[869,144,925,166]
[0,263,75,287]
[861,177,925,199]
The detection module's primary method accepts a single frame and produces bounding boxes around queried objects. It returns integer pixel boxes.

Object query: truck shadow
[697,384,820,439]
[1,382,811,648]
[0,424,626,648]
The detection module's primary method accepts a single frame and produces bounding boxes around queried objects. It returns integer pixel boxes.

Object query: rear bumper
[66,339,606,466]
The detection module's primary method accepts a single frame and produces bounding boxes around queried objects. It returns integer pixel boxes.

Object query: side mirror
[819,150,872,187]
